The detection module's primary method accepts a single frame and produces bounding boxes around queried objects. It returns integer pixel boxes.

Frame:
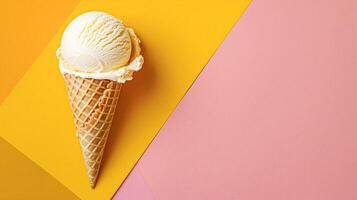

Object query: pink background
[115,0,357,199]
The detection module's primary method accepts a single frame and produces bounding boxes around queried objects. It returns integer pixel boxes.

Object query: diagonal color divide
[0,138,79,199]
[0,1,80,199]
[0,0,250,199]
[116,0,357,199]
[0,1,80,103]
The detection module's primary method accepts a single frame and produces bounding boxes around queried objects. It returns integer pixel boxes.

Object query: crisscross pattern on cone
[63,73,121,188]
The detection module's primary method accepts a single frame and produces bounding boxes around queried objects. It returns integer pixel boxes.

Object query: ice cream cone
[63,73,121,188]
[57,11,143,188]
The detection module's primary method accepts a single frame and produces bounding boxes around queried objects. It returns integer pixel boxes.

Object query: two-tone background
[1,1,356,199]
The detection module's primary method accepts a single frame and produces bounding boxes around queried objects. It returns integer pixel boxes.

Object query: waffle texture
[63,73,121,188]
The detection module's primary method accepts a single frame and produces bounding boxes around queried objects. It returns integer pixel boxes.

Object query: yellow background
[0,0,250,199]
[0,138,78,199]
[0,0,79,103]
[0,1,79,199]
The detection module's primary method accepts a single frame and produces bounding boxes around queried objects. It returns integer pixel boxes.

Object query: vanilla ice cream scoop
[57,11,143,83]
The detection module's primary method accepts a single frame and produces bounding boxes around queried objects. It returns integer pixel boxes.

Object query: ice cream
[56,11,144,188]
[57,11,143,83]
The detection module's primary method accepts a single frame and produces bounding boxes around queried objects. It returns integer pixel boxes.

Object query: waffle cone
[63,73,121,188]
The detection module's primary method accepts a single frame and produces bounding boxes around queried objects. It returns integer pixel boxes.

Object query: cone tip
[90,180,96,189]
[89,176,97,188]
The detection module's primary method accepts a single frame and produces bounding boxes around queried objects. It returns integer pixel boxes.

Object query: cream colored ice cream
[56,11,143,83]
